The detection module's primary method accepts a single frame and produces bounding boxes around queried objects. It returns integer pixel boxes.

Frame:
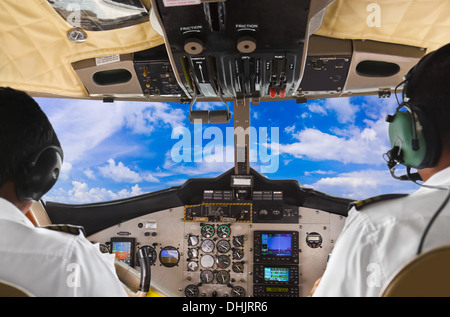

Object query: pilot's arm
[312,207,383,297]
[65,232,128,297]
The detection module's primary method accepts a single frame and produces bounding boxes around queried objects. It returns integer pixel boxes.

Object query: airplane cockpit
[1,0,450,298]
[43,167,350,297]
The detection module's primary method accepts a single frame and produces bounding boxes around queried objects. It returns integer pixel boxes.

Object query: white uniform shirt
[314,167,450,297]
[0,198,127,297]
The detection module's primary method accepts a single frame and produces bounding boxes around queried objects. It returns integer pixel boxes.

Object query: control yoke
[114,247,153,297]
[137,246,152,293]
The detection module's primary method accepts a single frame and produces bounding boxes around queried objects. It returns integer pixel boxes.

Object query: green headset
[384,46,450,256]
[385,57,441,180]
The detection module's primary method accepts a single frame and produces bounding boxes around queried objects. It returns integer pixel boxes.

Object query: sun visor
[0,0,164,98]
[315,0,450,53]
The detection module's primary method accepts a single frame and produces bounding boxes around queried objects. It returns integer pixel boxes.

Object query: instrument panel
[87,202,345,297]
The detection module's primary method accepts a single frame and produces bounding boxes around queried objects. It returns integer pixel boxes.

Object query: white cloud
[59,162,73,181]
[83,168,96,180]
[304,170,336,176]
[41,99,124,163]
[44,182,144,204]
[325,97,359,124]
[280,128,382,164]
[121,101,185,135]
[194,102,225,111]
[284,125,296,134]
[304,169,417,199]
[98,159,142,183]
[303,97,360,124]
[98,159,159,183]
[306,102,327,116]
[280,113,391,165]
[39,98,186,168]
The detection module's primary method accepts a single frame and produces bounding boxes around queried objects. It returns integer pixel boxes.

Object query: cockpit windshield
[48,0,149,31]
[37,95,417,205]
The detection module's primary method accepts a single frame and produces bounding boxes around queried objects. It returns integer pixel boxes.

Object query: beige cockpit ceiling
[0,0,449,100]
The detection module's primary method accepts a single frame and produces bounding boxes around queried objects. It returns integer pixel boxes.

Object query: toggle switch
[269,87,277,98]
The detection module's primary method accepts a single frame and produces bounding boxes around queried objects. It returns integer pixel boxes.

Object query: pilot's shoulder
[349,193,409,212]
[39,224,85,236]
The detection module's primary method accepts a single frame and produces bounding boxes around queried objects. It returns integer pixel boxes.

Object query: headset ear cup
[388,110,424,168]
[388,107,440,169]
[414,106,441,169]
[16,146,63,202]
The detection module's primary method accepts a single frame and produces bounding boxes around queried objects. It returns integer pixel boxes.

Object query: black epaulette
[40,224,86,236]
[349,193,409,211]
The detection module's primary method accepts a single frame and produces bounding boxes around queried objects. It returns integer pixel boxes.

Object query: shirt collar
[0,197,35,227]
[423,166,450,188]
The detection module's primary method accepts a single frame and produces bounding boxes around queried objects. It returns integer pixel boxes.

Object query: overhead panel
[151,0,315,101]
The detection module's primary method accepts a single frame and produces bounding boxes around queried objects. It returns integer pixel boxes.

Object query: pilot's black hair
[406,43,450,149]
[0,87,61,187]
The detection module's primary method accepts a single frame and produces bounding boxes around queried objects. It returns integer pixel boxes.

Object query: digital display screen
[266,287,289,293]
[261,233,292,257]
[264,267,289,282]
[111,241,132,265]
[231,175,253,187]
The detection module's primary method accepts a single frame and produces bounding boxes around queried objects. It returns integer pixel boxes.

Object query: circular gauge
[231,286,246,297]
[200,270,214,284]
[188,248,199,259]
[306,232,323,248]
[216,255,231,269]
[232,261,244,273]
[217,240,231,253]
[159,246,180,267]
[232,235,245,247]
[201,224,215,238]
[185,284,199,297]
[217,224,231,238]
[216,270,230,284]
[136,246,157,266]
[187,261,199,272]
[232,248,244,260]
[201,239,215,253]
[188,234,199,246]
[200,254,215,268]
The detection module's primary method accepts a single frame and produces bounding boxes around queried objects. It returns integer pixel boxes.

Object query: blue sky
[37,95,418,204]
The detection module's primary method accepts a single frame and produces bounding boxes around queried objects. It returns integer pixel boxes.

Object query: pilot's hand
[309,277,322,296]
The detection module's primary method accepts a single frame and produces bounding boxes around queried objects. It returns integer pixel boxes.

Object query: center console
[253,231,299,297]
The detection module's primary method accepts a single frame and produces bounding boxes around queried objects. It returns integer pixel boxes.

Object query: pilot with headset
[0,87,127,296]
[312,43,450,297]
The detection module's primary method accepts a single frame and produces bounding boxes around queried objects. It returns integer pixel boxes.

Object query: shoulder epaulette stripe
[349,193,409,211]
[40,224,85,236]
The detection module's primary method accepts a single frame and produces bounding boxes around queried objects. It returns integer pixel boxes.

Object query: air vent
[356,60,400,77]
[92,69,132,86]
